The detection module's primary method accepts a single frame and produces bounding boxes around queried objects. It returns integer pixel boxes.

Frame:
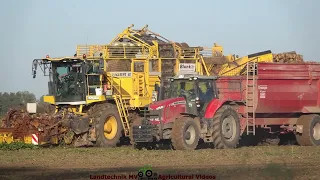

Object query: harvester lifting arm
[109,24,176,49]
[109,24,149,47]
[32,59,52,78]
[130,24,168,44]
[218,50,273,76]
[142,25,172,43]
[199,56,210,76]
[139,26,183,51]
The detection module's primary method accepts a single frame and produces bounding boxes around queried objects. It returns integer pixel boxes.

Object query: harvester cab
[32,55,105,107]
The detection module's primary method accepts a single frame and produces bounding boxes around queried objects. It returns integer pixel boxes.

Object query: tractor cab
[167,74,218,116]
[32,55,104,104]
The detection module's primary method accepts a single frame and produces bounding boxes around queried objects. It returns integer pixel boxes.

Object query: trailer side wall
[216,63,320,114]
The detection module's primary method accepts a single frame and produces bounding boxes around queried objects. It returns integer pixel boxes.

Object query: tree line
[0,91,53,118]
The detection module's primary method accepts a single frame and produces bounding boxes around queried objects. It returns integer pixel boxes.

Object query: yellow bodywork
[42,29,274,109]
[71,25,212,107]
[39,25,215,138]
[0,130,47,145]
[0,131,14,144]
[218,51,274,76]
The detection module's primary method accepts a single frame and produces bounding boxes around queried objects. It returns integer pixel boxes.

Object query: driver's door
[196,80,215,115]
[179,81,198,115]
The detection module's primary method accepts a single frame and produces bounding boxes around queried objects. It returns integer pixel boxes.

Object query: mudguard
[204,99,226,119]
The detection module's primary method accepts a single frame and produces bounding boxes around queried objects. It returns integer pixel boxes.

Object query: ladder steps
[246,61,257,136]
[114,95,130,136]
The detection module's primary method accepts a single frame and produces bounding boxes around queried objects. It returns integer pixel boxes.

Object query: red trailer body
[204,63,320,128]
[217,63,320,113]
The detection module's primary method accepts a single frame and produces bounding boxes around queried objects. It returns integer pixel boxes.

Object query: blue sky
[1,0,319,99]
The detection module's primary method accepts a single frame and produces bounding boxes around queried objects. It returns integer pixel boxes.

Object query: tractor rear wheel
[171,116,200,150]
[95,103,123,147]
[212,105,241,149]
[295,114,320,146]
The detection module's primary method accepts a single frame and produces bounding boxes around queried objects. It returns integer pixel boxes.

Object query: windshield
[168,79,215,101]
[168,80,196,99]
[52,62,86,102]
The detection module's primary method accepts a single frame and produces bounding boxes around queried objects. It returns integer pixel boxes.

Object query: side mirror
[83,63,89,74]
[33,70,36,78]
[155,83,160,91]
[154,84,160,101]
[32,60,38,78]
[158,85,165,101]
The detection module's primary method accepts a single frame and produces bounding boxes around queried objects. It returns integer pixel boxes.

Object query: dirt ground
[1,145,320,180]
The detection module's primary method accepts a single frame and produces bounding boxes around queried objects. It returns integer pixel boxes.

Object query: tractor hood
[149,97,186,110]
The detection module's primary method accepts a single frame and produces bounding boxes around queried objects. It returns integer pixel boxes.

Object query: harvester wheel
[171,116,200,150]
[212,105,240,149]
[87,104,105,118]
[95,103,123,147]
[295,114,320,146]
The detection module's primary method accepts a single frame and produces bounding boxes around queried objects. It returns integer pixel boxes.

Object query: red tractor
[132,62,320,150]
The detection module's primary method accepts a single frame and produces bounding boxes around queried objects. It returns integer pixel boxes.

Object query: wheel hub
[105,122,112,133]
[185,131,191,140]
[103,116,118,140]
[313,122,320,141]
[222,115,236,141]
[184,125,196,145]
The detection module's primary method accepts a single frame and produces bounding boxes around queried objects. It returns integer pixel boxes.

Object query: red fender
[204,99,227,119]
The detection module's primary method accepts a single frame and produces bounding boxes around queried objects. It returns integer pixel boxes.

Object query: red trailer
[132,62,320,150]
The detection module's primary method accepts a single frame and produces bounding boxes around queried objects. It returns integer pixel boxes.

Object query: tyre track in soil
[1,146,320,179]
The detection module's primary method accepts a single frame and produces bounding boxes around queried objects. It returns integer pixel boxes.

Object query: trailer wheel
[171,117,200,150]
[295,114,320,146]
[95,103,123,147]
[212,105,240,149]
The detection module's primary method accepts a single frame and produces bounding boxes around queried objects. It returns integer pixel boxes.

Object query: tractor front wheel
[212,105,241,149]
[171,117,200,150]
[95,103,123,147]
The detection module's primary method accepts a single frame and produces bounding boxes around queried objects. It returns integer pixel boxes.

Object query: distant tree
[36,94,55,114]
[38,95,45,103]
[0,91,37,118]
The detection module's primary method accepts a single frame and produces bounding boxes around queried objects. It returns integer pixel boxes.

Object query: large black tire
[212,105,241,149]
[295,114,320,146]
[87,103,105,118]
[171,116,200,150]
[95,103,123,147]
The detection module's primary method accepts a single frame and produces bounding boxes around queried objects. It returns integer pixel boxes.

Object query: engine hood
[149,97,185,110]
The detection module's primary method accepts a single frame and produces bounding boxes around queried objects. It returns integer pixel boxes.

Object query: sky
[0,0,319,99]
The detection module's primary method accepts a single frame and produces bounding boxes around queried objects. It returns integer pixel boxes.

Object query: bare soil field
[1,145,320,180]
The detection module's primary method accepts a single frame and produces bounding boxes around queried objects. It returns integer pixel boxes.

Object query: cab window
[169,80,195,98]
[197,81,214,102]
